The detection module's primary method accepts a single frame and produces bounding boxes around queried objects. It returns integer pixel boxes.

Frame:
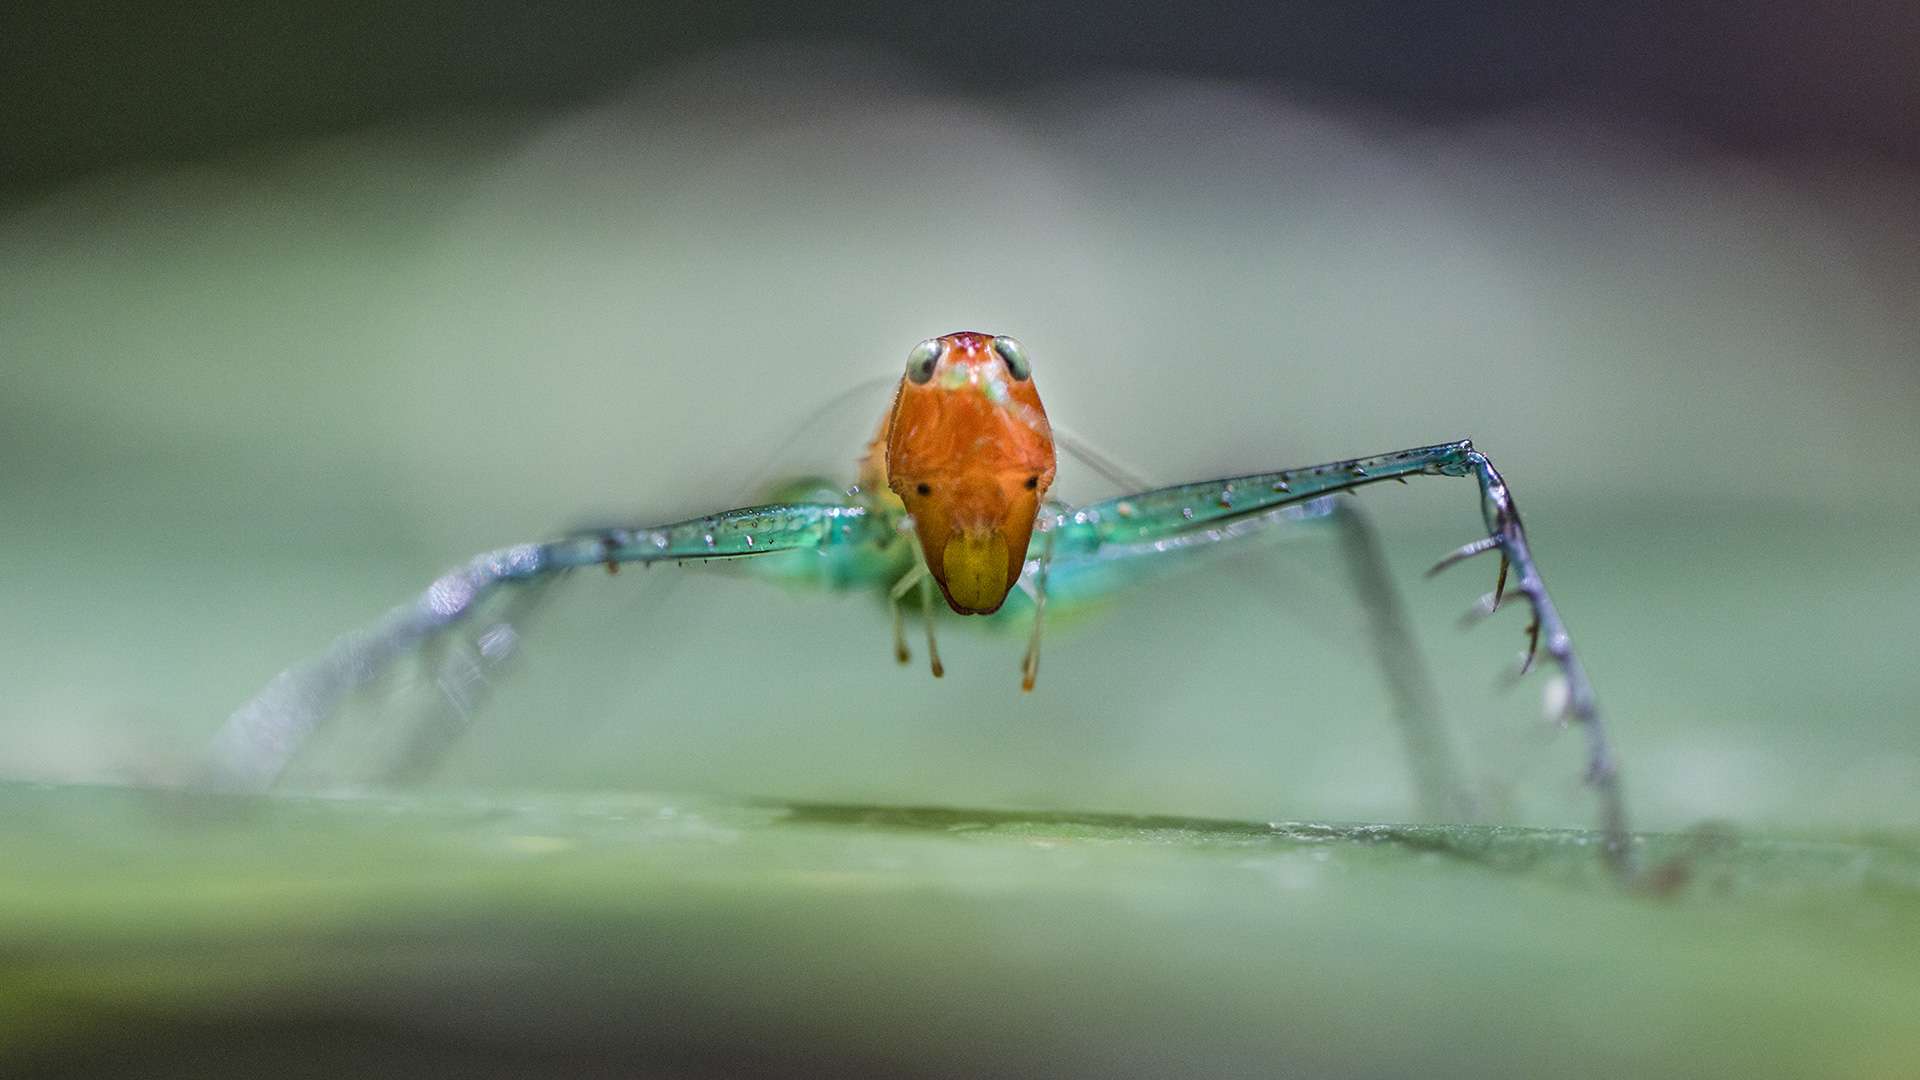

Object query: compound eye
[992,335,1031,381]
[905,338,942,384]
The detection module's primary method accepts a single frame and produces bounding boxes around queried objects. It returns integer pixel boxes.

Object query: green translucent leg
[1034,493,1475,824]
[1050,429,1471,823]
[1045,440,1632,876]
[203,501,877,792]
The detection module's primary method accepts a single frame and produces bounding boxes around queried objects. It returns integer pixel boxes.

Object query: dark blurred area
[5,1,1919,197]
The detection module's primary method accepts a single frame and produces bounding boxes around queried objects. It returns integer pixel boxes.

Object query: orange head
[884,331,1056,615]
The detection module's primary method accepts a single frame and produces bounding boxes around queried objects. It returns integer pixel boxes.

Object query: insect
[206,331,1632,874]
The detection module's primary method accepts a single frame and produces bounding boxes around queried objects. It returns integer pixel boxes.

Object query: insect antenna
[741,372,899,498]
[1053,424,1156,493]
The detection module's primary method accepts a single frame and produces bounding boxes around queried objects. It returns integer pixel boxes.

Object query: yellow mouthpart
[941,530,1010,612]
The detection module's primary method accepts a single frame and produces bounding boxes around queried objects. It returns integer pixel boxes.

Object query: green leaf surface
[4,782,1917,1077]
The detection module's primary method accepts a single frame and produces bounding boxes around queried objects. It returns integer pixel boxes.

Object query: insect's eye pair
[903,336,1032,384]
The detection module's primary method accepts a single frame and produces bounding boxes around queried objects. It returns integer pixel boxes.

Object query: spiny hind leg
[1051,440,1632,876]
[203,548,551,792]
[1034,491,1473,821]
[208,498,872,792]
[1052,427,1461,786]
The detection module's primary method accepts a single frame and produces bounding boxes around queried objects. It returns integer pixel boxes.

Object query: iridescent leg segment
[1052,431,1468,820]
[204,501,875,791]
[1044,440,1631,875]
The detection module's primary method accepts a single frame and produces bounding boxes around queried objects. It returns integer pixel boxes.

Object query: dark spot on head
[916,482,932,496]
[1024,475,1039,490]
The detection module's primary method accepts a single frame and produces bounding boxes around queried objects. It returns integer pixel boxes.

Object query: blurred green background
[3,5,1918,1076]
